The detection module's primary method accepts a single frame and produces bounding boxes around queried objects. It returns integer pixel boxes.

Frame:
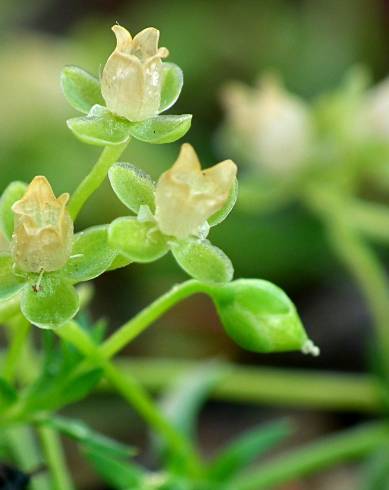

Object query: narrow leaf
[160,63,184,112]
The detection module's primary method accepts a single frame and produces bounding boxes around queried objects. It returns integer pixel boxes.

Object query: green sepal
[0,181,27,240]
[0,254,25,301]
[159,62,184,113]
[208,179,238,227]
[64,225,117,283]
[20,272,79,329]
[128,114,192,144]
[210,279,313,354]
[61,65,104,114]
[67,105,131,146]
[171,238,234,283]
[108,217,168,263]
[109,163,155,213]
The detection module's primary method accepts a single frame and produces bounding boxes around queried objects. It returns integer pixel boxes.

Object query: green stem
[56,321,203,477]
[38,426,75,490]
[68,142,129,220]
[110,358,382,413]
[101,280,212,359]
[5,426,50,490]
[232,422,389,490]
[3,316,30,382]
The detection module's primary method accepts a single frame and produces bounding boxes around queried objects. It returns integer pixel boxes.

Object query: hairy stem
[232,422,389,490]
[69,141,129,220]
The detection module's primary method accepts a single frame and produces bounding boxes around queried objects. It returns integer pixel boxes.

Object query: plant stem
[109,358,381,413]
[56,321,203,477]
[101,280,212,359]
[38,426,75,490]
[5,426,50,490]
[68,141,129,220]
[232,422,389,490]
[3,316,30,382]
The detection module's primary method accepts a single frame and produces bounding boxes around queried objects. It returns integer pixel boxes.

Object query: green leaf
[107,254,132,271]
[64,225,116,283]
[109,163,155,213]
[0,378,18,408]
[67,105,131,146]
[171,238,233,283]
[209,420,292,481]
[208,179,238,227]
[20,273,79,328]
[61,65,104,114]
[85,446,145,489]
[160,63,184,113]
[46,416,135,458]
[109,217,168,263]
[361,445,389,490]
[209,279,315,354]
[128,114,192,144]
[0,254,25,301]
[0,181,27,240]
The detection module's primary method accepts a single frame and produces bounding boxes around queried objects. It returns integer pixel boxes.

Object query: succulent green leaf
[64,226,117,283]
[108,217,168,263]
[208,179,238,227]
[21,273,79,329]
[46,416,135,458]
[0,181,27,240]
[209,279,314,354]
[209,420,292,481]
[128,114,192,144]
[67,105,131,146]
[159,62,184,113]
[0,255,25,301]
[171,238,233,283]
[109,163,155,213]
[61,65,104,114]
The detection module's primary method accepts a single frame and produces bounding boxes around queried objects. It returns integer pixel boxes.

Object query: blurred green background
[1,0,389,487]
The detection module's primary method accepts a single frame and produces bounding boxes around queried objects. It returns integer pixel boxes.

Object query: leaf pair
[62,64,191,146]
[108,163,237,283]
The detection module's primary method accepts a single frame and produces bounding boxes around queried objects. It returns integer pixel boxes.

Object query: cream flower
[155,144,237,239]
[11,176,73,273]
[222,75,312,174]
[101,25,169,122]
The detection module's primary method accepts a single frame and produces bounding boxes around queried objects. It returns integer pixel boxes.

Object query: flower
[101,25,169,122]
[221,75,312,175]
[155,143,237,239]
[11,176,73,273]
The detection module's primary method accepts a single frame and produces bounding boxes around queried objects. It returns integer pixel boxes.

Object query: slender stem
[56,321,202,477]
[3,316,30,382]
[68,141,129,220]
[38,426,75,490]
[348,199,389,244]
[232,422,389,490]
[5,426,51,490]
[101,280,212,359]
[109,358,382,413]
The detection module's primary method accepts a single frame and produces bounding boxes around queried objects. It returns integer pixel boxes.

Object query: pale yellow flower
[155,144,237,239]
[11,176,73,273]
[101,25,169,122]
[222,75,312,174]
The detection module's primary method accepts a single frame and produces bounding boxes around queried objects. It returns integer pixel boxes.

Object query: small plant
[0,25,321,489]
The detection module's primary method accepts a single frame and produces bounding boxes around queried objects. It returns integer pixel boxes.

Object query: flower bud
[101,25,169,122]
[222,75,312,175]
[11,176,73,273]
[155,144,237,239]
